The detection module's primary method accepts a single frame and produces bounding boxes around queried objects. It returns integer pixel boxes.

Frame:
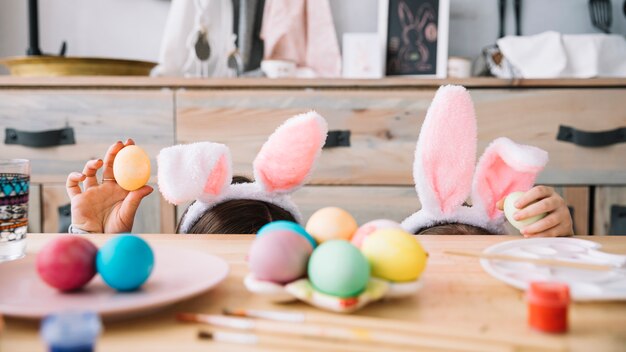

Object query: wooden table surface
[2,234,626,352]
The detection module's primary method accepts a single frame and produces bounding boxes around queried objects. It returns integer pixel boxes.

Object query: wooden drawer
[0,90,174,183]
[39,183,175,234]
[594,187,626,235]
[177,89,626,186]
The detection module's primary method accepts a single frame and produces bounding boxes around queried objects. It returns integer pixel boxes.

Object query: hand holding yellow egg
[113,145,151,191]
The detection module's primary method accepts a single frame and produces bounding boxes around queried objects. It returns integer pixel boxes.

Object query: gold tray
[0,56,157,77]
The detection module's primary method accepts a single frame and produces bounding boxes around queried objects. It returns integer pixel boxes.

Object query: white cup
[261,60,297,78]
[447,57,472,78]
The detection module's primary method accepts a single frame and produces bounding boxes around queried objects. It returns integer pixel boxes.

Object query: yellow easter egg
[113,145,151,191]
[305,207,358,243]
[361,228,428,282]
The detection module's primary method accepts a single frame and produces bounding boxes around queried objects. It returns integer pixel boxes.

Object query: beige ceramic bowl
[0,56,156,77]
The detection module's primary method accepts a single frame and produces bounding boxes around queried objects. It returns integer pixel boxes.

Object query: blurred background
[0,0,624,75]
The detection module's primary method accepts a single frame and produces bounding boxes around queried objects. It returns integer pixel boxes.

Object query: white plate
[0,246,229,319]
[480,238,626,301]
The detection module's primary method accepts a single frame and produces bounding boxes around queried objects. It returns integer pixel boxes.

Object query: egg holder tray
[481,237,626,301]
[244,274,422,313]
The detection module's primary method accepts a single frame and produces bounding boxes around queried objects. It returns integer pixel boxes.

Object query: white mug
[261,60,297,78]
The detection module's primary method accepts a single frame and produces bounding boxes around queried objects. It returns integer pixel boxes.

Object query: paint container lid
[527,282,570,333]
[41,311,102,352]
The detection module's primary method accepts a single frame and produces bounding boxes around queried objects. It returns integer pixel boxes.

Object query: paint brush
[197,329,409,352]
[444,250,616,271]
[178,312,515,352]
[221,308,565,351]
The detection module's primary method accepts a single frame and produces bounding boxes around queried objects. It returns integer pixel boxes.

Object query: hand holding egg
[504,191,547,231]
[503,187,573,237]
[113,145,151,191]
[66,140,153,234]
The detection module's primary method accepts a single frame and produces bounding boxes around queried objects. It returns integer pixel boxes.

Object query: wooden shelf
[0,76,624,90]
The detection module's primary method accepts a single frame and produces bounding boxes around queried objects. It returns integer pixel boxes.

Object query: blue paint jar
[40,311,102,352]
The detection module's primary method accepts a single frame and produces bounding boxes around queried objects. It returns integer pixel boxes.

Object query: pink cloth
[261,0,341,78]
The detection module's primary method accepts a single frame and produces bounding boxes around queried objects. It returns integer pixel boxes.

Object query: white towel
[496,31,626,79]
[153,0,235,77]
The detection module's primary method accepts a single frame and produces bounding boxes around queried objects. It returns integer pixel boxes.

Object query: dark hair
[415,222,497,235]
[176,176,297,234]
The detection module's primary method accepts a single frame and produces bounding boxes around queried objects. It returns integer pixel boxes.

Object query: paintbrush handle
[193,315,508,351]
[223,309,564,350]
[445,250,613,271]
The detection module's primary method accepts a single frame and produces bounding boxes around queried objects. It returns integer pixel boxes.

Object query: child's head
[176,176,297,234]
[415,223,497,236]
[158,112,328,234]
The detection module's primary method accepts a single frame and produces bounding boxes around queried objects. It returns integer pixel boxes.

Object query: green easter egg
[307,240,370,298]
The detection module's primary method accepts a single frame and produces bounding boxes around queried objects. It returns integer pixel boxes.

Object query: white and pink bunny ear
[253,111,328,194]
[157,142,233,205]
[413,85,477,215]
[471,137,549,219]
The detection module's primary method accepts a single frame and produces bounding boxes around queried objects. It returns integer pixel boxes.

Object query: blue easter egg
[96,235,154,292]
[257,220,317,249]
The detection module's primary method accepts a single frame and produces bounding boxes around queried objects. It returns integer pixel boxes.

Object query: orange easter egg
[113,145,151,191]
[305,207,358,243]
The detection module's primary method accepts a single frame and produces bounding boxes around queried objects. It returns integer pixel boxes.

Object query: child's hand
[496,186,574,237]
[66,139,153,233]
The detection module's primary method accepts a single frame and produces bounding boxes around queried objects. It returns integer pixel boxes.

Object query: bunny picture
[157,112,328,233]
[388,0,439,74]
[401,85,549,235]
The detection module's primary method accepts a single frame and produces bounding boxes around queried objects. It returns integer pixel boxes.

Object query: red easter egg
[36,235,98,291]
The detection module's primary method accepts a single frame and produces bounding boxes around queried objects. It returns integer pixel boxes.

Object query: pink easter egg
[36,235,98,291]
[351,219,402,248]
[248,230,313,284]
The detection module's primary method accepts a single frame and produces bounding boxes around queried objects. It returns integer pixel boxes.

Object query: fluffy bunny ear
[414,85,477,215]
[253,111,328,194]
[472,137,549,219]
[157,142,233,205]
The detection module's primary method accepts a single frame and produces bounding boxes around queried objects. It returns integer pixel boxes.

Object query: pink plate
[0,246,229,319]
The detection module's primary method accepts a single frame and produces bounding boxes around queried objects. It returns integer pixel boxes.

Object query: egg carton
[244,274,422,313]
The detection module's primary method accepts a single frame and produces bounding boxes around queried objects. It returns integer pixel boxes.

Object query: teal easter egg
[258,220,317,249]
[307,240,370,298]
[96,235,154,292]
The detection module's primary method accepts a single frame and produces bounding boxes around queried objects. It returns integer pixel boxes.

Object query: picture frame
[378,0,450,78]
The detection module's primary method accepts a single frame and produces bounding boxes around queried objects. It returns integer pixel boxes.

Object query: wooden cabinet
[1,77,624,234]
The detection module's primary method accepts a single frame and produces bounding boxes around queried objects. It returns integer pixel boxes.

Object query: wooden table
[2,234,626,352]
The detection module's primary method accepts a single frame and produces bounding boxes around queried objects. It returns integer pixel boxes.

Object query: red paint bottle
[527,282,570,333]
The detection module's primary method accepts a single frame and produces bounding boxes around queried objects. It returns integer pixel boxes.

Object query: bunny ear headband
[401,85,549,235]
[158,111,328,233]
